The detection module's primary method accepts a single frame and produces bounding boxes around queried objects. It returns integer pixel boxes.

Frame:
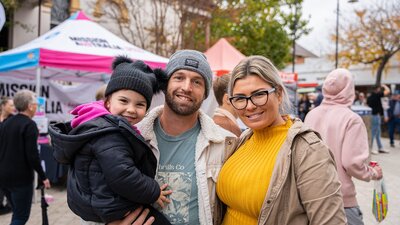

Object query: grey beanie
[166,50,213,98]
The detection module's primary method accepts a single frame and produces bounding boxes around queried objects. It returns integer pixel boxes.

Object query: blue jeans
[388,117,400,144]
[3,183,33,225]
[345,206,364,225]
[371,115,383,149]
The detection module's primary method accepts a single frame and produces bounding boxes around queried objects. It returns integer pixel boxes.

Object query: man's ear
[223,93,231,105]
[28,103,34,112]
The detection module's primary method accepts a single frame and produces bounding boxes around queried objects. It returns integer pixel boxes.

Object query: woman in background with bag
[305,68,383,225]
[215,56,346,225]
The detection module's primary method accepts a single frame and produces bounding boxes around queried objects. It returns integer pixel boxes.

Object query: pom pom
[131,60,153,74]
[111,55,133,70]
[152,68,168,94]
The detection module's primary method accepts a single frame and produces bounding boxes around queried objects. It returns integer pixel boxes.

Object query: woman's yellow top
[216,118,292,225]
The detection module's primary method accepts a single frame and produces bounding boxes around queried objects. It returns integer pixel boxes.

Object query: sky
[298,0,374,57]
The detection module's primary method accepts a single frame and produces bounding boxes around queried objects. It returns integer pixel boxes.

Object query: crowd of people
[298,82,400,154]
[0,49,396,225]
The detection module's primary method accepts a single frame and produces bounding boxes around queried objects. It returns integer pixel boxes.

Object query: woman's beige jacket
[214,118,347,225]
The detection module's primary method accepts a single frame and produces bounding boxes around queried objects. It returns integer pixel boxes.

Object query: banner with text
[0,76,103,122]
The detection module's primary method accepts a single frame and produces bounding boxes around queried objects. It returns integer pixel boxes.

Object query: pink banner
[39,49,167,73]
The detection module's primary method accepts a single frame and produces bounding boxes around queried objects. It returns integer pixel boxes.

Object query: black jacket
[367,91,384,115]
[0,114,47,187]
[49,115,160,223]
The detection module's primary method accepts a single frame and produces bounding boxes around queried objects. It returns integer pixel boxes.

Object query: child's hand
[156,184,172,208]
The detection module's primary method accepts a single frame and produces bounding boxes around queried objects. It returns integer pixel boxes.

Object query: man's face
[165,69,206,116]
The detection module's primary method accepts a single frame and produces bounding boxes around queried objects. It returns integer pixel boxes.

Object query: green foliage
[205,0,310,69]
[338,0,400,85]
[1,0,23,11]
[182,17,209,51]
[232,19,291,69]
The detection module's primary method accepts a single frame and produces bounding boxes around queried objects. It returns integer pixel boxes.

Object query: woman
[0,96,15,122]
[215,56,346,225]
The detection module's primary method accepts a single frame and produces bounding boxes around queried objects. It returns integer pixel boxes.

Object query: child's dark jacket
[49,114,160,223]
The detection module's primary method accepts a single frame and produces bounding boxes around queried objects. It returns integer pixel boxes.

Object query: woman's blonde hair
[229,55,292,113]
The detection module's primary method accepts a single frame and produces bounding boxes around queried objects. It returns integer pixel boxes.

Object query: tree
[93,0,213,57]
[1,0,22,11]
[338,0,400,86]
[207,0,310,69]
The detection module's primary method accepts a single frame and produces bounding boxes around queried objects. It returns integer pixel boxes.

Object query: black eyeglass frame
[229,87,276,110]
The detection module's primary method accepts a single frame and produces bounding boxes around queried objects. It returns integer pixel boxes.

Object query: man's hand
[108,207,154,225]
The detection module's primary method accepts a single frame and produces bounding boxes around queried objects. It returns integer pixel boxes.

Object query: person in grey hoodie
[305,68,383,225]
[49,57,171,225]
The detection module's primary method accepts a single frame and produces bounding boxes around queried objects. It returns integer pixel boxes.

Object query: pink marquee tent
[204,38,246,76]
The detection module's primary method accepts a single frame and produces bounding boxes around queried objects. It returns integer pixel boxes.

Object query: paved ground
[355,137,400,225]
[1,138,399,225]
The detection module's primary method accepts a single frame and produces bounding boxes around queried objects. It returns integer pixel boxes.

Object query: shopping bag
[372,178,388,222]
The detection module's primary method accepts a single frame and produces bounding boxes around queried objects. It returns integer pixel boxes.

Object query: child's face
[106,89,147,126]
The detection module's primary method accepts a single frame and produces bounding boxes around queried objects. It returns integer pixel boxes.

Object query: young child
[49,56,171,225]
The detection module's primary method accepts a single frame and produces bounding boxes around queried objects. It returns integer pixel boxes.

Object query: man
[212,74,242,137]
[387,90,400,147]
[305,69,383,225]
[366,84,390,154]
[0,90,51,225]
[138,50,236,225]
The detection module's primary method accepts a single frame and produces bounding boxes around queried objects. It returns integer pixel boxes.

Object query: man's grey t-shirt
[154,118,200,225]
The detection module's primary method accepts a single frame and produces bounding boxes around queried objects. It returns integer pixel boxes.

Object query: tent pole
[36,66,41,97]
[33,66,41,204]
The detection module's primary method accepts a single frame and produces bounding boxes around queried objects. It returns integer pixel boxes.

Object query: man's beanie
[105,56,167,109]
[166,50,213,98]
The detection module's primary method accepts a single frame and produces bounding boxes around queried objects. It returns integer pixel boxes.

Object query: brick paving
[0,184,80,225]
[0,138,399,225]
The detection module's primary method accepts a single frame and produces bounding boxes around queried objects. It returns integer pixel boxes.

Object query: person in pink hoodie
[49,56,172,225]
[304,68,383,225]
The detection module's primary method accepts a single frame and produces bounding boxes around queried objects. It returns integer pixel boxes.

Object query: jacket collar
[139,105,228,144]
[214,107,238,125]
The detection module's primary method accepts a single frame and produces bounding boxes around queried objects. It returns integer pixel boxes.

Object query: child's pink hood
[70,101,110,128]
[70,101,142,135]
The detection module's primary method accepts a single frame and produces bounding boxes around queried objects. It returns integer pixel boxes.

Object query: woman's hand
[156,183,172,208]
[108,207,154,225]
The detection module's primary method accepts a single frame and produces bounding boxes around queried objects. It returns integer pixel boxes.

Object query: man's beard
[165,91,202,116]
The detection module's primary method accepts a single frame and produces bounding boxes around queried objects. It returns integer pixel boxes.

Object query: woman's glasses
[229,88,275,110]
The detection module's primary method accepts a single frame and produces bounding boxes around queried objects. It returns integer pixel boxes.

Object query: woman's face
[105,89,147,126]
[231,75,284,130]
